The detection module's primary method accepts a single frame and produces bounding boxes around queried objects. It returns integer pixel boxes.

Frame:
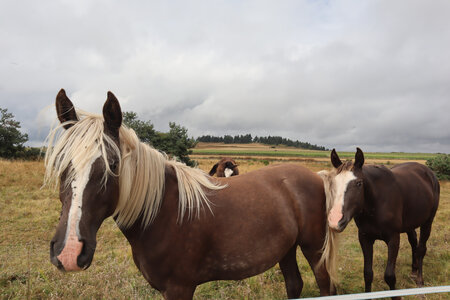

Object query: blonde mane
[44,111,224,229]
[317,169,340,286]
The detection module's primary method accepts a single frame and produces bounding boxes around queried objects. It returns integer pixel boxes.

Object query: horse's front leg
[358,231,374,293]
[384,233,401,300]
[162,285,196,300]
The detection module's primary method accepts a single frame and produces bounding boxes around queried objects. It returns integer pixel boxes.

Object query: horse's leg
[406,229,418,276]
[416,220,433,287]
[301,245,333,296]
[162,285,196,300]
[384,233,400,300]
[279,245,303,298]
[358,231,375,293]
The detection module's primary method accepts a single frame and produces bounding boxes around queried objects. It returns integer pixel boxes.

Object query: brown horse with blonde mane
[319,148,439,299]
[46,89,338,300]
[209,157,239,177]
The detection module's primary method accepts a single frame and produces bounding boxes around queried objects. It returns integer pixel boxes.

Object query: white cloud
[0,0,449,153]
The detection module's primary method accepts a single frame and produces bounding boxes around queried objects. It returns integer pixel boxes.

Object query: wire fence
[296,285,450,300]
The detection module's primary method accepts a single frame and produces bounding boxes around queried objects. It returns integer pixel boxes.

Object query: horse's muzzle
[50,239,95,272]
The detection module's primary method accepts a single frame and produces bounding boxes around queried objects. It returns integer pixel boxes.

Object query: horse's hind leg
[416,219,434,287]
[406,229,418,276]
[279,245,303,298]
[301,245,334,296]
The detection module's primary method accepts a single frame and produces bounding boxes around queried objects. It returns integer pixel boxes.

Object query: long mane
[44,111,225,229]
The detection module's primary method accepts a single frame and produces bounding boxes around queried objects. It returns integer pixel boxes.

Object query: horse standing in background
[209,157,239,177]
[46,89,338,300]
[318,148,439,299]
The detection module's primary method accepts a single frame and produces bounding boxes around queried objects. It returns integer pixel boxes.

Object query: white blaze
[328,170,356,229]
[64,151,101,243]
[57,151,101,271]
[224,168,234,177]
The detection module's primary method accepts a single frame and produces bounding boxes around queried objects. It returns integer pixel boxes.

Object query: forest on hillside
[197,134,328,151]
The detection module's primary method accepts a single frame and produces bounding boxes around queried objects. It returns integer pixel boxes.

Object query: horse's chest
[355,208,402,237]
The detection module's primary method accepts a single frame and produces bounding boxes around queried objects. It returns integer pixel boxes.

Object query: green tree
[163,122,197,166]
[0,108,29,158]
[122,111,157,144]
[122,111,196,166]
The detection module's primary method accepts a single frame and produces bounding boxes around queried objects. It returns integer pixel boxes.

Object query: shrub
[426,154,450,180]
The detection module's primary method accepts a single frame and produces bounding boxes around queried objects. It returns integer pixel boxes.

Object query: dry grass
[0,157,448,299]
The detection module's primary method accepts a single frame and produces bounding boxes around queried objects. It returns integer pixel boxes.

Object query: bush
[426,154,450,180]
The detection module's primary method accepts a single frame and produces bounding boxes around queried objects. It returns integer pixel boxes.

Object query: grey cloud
[0,0,449,153]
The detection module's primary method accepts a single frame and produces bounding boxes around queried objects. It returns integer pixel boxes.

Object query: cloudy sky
[1,0,449,153]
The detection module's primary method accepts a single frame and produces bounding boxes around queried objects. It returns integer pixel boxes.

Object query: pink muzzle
[57,229,84,271]
[328,204,343,230]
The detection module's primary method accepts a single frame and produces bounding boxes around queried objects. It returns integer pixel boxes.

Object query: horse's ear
[103,91,122,136]
[55,89,78,129]
[354,147,364,169]
[330,148,342,169]
[209,163,218,176]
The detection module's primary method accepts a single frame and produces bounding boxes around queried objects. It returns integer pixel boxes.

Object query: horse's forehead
[334,170,356,190]
[73,151,103,173]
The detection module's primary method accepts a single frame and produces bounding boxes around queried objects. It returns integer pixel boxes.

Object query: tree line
[197,134,329,151]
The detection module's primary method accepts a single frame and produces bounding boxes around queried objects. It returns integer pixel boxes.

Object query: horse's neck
[361,165,397,213]
[116,163,178,248]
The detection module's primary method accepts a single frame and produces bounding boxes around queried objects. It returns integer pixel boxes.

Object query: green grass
[192,148,440,161]
[1,159,449,299]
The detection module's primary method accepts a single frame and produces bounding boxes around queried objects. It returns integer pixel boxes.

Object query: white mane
[44,111,225,229]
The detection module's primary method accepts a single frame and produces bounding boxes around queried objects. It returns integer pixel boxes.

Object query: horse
[208,157,239,177]
[45,89,338,300]
[318,148,440,298]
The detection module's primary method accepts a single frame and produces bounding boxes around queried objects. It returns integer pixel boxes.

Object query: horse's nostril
[50,240,56,257]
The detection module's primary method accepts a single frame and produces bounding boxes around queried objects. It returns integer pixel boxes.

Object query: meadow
[0,146,449,299]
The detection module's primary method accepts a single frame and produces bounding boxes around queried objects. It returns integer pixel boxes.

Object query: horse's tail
[426,165,440,215]
[318,224,339,288]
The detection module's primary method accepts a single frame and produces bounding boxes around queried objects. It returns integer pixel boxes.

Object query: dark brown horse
[45,89,338,300]
[209,157,239,177]
[319,148,440,298]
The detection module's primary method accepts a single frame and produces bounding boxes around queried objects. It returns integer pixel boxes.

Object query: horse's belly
[207,233,294,280]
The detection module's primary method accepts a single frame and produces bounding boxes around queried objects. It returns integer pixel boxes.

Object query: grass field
[1,148,449,299]
[193,143,441,162]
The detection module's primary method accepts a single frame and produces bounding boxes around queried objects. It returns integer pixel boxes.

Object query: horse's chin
[329,217,350,233]
[336,217,350,232]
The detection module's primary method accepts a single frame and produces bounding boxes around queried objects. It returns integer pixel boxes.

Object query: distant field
[1,157,448,299]
[193,143,439,161]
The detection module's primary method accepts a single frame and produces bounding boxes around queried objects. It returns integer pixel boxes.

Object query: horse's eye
[110,161,118,172]
[356,180,363,187]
